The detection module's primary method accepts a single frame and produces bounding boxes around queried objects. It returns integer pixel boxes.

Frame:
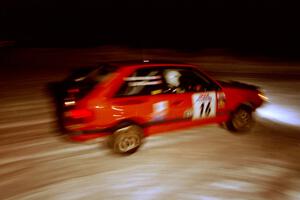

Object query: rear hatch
[61,64,117,109]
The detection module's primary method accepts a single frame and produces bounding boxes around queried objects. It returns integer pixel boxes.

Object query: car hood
[217,80,260,90]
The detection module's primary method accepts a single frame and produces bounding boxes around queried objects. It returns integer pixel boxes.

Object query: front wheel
[111,124,143,154]
[226,106,253,132]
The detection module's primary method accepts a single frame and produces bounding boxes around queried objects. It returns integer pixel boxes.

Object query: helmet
[164,70,181,87]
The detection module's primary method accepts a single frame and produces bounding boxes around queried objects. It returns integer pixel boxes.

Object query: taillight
[65,108,94,123]
[71,109,92,118]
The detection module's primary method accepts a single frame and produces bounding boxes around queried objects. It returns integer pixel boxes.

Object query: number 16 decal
[192,92,216,120]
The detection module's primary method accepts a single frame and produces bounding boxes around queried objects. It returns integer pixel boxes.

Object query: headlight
[258,91,269,102]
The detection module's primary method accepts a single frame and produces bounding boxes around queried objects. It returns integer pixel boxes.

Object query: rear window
[78,64,117,83]
[66,64,118,99]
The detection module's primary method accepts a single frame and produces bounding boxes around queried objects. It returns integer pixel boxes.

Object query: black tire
[226,106,253,132]
[111,124,143,154]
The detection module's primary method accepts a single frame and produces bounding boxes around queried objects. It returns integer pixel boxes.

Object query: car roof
[98,60,195,69]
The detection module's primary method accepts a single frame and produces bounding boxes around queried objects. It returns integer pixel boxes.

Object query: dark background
[1,0,299,55]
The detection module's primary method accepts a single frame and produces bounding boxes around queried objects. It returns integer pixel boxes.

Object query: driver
[163,70,185,94]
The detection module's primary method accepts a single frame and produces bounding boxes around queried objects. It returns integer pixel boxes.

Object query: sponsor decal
[184,108,193,119]
[152,101,168,121]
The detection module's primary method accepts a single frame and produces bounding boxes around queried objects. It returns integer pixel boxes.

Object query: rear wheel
[111,124,143,154]
[226,106,253,132]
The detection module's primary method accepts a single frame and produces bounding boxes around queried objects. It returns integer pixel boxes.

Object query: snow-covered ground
[0,47,300,200]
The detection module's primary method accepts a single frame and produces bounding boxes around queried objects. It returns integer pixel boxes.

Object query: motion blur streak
[256,104,300,126]
[0,48,300,200]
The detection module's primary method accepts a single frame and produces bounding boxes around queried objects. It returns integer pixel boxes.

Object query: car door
[112,67,178,125]
[112,66,221,128]
[164,67,220,122]
[157,68,194,122]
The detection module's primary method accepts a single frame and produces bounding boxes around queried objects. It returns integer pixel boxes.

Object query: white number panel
[192,92,216,120]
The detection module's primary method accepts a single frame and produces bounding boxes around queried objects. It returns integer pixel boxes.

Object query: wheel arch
[228,101,254,119]
[110,118,145,154]
[112,118,145,132]
[236,102,254,112]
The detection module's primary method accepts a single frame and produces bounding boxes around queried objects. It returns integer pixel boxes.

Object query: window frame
[114,66,221,98]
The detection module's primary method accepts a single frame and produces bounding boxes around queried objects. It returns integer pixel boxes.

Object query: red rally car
[59,61,267,153]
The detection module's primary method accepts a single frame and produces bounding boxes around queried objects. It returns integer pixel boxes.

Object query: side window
[116,68,165,97]
[162,68,218,94]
